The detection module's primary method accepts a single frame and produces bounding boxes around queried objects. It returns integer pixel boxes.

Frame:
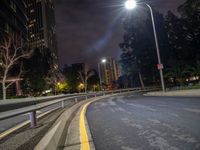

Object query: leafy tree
[62,63,84,93]
[22,48,53,96]
[45,68,65,94]
[56,82,69,93]
[164,0,200,86]
[165,0,200,67]
[119,9,167,87]
[87,69,100,91]
[187,61,200,81]
[165,65,189,86]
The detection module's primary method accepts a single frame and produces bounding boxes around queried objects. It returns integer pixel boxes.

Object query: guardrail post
[61,101,65,108]
[103,92,105,96]
[29,111,37,128]
[75,97,78,103]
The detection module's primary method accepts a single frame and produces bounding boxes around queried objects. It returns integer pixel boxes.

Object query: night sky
[55,0,186,68]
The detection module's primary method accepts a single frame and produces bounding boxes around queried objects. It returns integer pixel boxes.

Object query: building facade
[0,0,27,40]
[26,0,58,67]
[100,57,121,86]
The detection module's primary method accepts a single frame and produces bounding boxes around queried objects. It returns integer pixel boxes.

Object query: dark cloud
[55,0,186,68]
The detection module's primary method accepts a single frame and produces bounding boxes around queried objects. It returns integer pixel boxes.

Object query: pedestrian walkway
[145,89,200,97]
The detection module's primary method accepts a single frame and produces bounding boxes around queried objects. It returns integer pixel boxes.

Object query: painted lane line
[79,96,113,150]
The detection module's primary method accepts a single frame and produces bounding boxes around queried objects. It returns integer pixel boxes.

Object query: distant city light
[101,58,107,63]
[125,0,137,10]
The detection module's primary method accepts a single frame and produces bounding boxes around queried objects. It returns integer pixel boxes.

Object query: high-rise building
[0,0,27,41]
[100,57,121,86]
[26,0,58,67]
[0,0,27,97]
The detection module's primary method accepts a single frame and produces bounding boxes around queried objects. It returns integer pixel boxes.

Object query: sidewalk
[145,89,200,97]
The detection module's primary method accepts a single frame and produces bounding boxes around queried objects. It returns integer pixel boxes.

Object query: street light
[101,58,107,63]
[125,0,136,10]
[124,0,165,92]
[98,58,107,91]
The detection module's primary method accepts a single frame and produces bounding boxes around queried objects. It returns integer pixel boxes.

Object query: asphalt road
[86,94,200,150]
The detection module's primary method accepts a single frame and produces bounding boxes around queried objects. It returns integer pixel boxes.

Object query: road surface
[86,94,200,150]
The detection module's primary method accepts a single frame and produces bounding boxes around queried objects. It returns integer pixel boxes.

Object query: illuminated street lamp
[124,0,165,92]
[125,0,136,10]
[98,58,107,91]
[101,58,107,63]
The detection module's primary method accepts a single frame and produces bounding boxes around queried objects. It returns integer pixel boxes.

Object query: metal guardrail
[0,87,160,128]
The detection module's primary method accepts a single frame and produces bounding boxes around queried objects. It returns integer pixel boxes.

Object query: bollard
[61,100,65,108]
[94,94,97,97]
[85,95,87,100]
[75,97,78,103]
[29,111,37,128]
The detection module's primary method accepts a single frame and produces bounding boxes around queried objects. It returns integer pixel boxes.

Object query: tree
[165,0,200,68]
[165,65,189,86]
[78,65,94,93]
[187,61,200,82]
[45,68,66,94]
[56,82,69,93]
[119,9,167,87]
[22,48,53,96]
[119,45,144,88]
[87,69,100,91]
[62,63,83,93]
[0,34,32,100]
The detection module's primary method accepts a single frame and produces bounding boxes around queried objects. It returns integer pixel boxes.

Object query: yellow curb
[80,101,93,150]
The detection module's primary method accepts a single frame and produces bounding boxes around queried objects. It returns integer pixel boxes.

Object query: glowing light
[125,0,137,10]
[101,59,107,63]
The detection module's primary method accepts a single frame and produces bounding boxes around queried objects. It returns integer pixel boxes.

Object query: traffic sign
[157,64,164,70]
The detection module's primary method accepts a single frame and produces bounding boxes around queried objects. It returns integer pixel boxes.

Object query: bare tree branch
[0,33,32,100]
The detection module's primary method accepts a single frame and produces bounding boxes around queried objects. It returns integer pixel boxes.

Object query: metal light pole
[98,63,103,91]
[98,58,107,91]
[146,4,165,92]
[124,0,165,91]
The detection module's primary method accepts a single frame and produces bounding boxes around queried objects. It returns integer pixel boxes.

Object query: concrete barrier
[34,101,85,150]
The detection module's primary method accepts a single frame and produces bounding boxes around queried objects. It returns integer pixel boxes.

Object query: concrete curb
[64,95,113,150]
[144,89,200,97]
[34,101,85,150]
[34,90,155,150]
[64,92,139,150]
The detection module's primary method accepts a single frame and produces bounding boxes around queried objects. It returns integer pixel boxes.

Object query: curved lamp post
[125,0,165,92]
